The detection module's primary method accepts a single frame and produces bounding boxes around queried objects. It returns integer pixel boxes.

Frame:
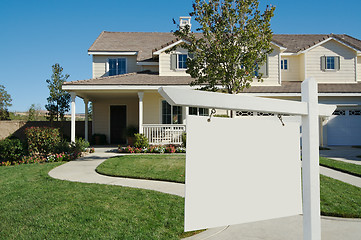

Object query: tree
[45,64,71,121]
[0,84,12,120]
[28,104,42,121]
[174,0,275,94]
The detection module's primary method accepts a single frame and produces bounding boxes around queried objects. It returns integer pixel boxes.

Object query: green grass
[96,155,186,183]
[98,154,361,218]
[320,157,361,178]
[0,163,189,239]
[320,175,361,218]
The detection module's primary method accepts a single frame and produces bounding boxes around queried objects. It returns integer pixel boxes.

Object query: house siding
[357,56,361,82]
[92,97,138,142]
[252,48,280,86]
[281,56,301,81]
[159,47,190,76]
[306,40,356,83]
[143,92,163,124]
[92,55,140,78]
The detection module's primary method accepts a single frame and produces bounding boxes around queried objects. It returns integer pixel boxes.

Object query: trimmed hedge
[25,127,61,156]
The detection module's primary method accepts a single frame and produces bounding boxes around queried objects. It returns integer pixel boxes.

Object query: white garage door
[327,109,361,146]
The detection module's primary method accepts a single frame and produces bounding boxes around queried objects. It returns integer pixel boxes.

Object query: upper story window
[281,59,288,70]
[170,53,193,70]
[321,56,340,71]
[108,58,126,76]
[178,54,188,69]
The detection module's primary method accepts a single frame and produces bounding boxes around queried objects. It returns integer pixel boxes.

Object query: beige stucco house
[63,18,361,146]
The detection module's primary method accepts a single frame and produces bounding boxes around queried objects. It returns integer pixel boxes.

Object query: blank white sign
[185,116,302,232]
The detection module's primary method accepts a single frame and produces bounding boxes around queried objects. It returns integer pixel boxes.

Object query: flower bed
[118,145,186,154]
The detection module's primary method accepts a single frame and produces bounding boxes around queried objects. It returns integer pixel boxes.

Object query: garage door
[327,109,361,146]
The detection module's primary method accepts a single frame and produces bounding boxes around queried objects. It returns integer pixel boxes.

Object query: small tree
[28,104,42,121]
[0,84,12,120]
[174,0,275,94]
[45,64,71,121]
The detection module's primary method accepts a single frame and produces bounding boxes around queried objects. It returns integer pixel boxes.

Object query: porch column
[70,92,76,143]
[138,92,144,134]
[84,98,89,142]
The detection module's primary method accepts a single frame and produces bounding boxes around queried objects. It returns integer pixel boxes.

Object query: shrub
[71,138,90,153]
[56,139,71,153]
[0,138,27,162]
[134,133,149,148]
[182,132,186,147]
[25,127,61,156]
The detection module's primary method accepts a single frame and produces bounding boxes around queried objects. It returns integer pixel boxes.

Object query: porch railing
[142,124,186,145]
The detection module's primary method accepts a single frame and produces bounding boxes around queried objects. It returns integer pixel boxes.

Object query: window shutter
[320,56,326,71]
[335,56,340,71]
[259,55,269,77]
[170,54,177,70]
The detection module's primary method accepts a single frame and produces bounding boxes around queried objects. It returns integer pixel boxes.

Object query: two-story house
[63,17,361,146]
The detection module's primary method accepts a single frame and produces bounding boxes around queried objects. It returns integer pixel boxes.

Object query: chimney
[179,16,191,30]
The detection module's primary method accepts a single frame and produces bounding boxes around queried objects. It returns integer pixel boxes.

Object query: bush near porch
[0,127,93,167]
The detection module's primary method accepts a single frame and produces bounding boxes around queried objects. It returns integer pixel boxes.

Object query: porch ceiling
[73,90,156,101]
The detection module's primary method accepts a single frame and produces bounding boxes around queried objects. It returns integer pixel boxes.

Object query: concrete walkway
[48,147,361,240]
[49,147,184,197]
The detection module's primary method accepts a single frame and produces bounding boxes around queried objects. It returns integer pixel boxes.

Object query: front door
[110,106,126,144]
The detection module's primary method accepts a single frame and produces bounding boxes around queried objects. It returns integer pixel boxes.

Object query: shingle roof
[243,81,361,93]
[88,32,178,61]
[64,72,361,93]
[88,32,361,59]
[64,71,193,85]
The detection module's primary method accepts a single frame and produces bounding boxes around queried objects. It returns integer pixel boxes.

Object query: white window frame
[326,56,335,70]
[161,100,183,124]
[281,59,289,71]
[177,54,188,70]
[107,58,127,76]
[189,107,209,116]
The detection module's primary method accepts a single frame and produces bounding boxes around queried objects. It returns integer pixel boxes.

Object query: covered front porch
[66,88,188,145]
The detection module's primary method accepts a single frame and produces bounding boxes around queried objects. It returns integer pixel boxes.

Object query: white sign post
[159,78,336,240]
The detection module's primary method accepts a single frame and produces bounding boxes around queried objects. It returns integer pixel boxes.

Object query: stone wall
[0,120,92,141]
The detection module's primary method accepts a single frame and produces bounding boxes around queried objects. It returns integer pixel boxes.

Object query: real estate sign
[184,116,302,231]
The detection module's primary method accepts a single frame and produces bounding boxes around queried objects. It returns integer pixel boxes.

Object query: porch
[66,89,188,145]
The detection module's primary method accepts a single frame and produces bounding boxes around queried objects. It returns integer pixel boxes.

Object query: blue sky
[1,0,360,113]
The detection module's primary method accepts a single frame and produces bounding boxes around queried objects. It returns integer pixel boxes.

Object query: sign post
[159,78,335,240]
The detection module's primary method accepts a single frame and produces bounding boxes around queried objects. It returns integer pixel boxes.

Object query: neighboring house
[63,17,361,146]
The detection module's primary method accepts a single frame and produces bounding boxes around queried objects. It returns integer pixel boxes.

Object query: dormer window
[321,56,340,71]
[108,58,127,76]
[178,54,188,69]
[170,53,192,70]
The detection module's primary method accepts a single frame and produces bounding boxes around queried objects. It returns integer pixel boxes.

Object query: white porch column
[138,92,144,134]
[84,98,89,142]
[301,78,321,240]
[70,92,76,143]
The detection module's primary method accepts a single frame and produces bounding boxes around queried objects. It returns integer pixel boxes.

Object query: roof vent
[179,16,191,30]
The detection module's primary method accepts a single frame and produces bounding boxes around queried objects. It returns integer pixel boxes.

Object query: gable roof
[88,32,361,59]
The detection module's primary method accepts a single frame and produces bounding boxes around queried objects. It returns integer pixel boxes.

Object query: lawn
[96,154,186,183]
[0,163,189,240]
[320,157,361,178]
[97,154,361,218]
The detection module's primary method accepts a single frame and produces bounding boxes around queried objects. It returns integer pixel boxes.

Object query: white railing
[143,124,186,145]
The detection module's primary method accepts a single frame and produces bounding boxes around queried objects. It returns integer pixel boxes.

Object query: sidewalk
[48,147,361,240]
